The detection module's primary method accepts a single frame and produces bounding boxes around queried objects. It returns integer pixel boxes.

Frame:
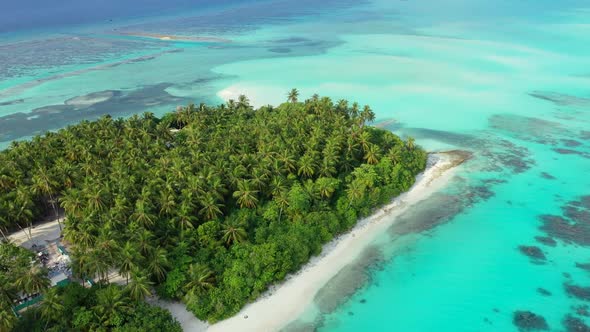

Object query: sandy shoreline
[172,150,467,332]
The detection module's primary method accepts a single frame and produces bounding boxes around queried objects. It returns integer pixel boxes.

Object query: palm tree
[250,168,269,191]
[130,199,156,229]
[126,271,153,301]
[173,202,196,240]
[226,99,237,110]
[40,288,64,329]
[198,193,224,221]
[89,250,111,282]
[316,177,338,199]
[364,143,381,165]
[96,233,120,266]
[0,173,13,192]
[278,150,296,173]
[118,242,138,285]
[350,102,360,119]
[14,263,50,295]
[0,302,16,332]
[60,189,84,218]
[147,247,169,282]
[155,121,173,142]
[31,167,62,230]
[184,263,215,296]
[297,155,316,178]
[336,99,348,112]
[273,191,289,222]
[346,180,364,207]
[0,215,10,242]
[134,230,154,257]
[358,131,372,153]
[269,176,287,197]
[221,220,247,246]
[67,222,96,250]
[93,285,130,327]
[387,146,402,165]
[237,95,250,109]
[360,105,375,126]
[233,180,259,209]
[287,88,299,103]
[406,137,416,151]
[159,193,176,217]
[85,187,107,214]
[14,186,35,240]
[70,249,92,284]
[176,103,196,127]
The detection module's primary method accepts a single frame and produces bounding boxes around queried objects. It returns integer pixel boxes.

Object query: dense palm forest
[0,91,426,324]
[0,241,181,331]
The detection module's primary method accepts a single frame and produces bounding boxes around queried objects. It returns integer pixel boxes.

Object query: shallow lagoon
[1,0,590,331]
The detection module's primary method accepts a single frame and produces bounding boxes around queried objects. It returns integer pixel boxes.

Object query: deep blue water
[0,0,249,33]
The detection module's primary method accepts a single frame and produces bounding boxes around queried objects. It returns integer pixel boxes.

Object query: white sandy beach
[8,217,63,249]
[171,151,465,332]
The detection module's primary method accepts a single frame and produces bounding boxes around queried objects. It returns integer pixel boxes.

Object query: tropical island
[0,90,428,331]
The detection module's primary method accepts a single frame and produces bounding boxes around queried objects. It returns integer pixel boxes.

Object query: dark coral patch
[529,91,590,107]
[563,205,590,224]
[577,262,590,272]
[404,126,535,174]
[482,179,508,185]
[513,311,549,331]
[562,139,583,147]
[518,246,546,262]
[576,305,590,317]
[574,197,590,210]
[535,236,557,247]
[564,283,590,301]
[554,148,580,155]
[313,247,382,314]
[539,196,590,246]
[467,186,495,201]
[389,193,463,236]
[563,315,590,332]
[483,140,535,174]
[539,215,585,245]
[402,127,480,148]
[489,113,566,145]
[271,37,310,43]
[268,47,292,53]
[553,148,590,159]
[0,98,24,106]
[537,288,552,296]
[0,84,189,143]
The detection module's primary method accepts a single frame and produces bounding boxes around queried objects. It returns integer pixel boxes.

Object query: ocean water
[2,1,590,331]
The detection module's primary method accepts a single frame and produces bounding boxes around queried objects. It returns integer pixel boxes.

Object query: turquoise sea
[2,1,590,331]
